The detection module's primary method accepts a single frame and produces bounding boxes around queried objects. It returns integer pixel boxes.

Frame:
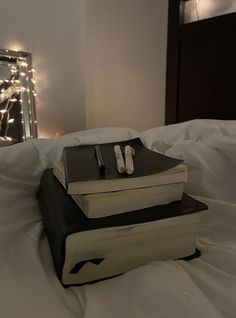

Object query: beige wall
[85,0,168,131]
[0,0,86,138]
[0,0,168,137]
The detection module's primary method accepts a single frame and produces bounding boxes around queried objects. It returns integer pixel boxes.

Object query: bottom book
[37,169,208,286]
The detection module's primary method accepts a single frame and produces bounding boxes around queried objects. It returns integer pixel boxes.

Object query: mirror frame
[0,49,37,142]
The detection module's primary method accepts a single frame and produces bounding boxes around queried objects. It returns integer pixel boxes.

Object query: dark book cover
[37,169,208,283]
[63,138,183,185]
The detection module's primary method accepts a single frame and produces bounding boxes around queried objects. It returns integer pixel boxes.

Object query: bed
[0,119,235,318]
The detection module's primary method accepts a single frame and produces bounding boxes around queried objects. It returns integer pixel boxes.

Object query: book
[37,169,208,286]
[53,161,185,218]
[62,138,186,194]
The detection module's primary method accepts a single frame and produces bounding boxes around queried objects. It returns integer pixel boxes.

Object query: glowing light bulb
[8,118,14,123]
[20,62,28,67]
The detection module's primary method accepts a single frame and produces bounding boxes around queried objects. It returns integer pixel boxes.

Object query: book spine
[37,180,66,282]
[53,161,66,189]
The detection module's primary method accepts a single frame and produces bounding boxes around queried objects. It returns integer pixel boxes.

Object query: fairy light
[0,50,37,141]
[19,61,28,67]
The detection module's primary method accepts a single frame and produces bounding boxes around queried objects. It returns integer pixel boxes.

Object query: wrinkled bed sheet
[0,120,235,318]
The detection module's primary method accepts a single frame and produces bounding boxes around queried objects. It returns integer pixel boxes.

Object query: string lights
[0,49,37,143]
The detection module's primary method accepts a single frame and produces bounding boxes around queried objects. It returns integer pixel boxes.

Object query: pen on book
[125,145,135,175]
[94,145,105,172]
[114,145,125,174]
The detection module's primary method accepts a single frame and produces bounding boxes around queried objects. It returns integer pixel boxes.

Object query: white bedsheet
[0,120,235,318]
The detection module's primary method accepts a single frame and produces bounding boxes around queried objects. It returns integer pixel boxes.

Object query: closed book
[53,161,184,218]
[62,138,186,194]
[37,169,208,286]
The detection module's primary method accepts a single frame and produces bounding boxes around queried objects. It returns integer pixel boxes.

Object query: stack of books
[53,138,187,218]
[37,138,208,286]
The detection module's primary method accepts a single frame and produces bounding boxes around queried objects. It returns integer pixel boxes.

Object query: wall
[85,0,168,131]
[0,0,168,136]
[0,0,86,137]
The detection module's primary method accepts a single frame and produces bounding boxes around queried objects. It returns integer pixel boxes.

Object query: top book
[63,138,186,194]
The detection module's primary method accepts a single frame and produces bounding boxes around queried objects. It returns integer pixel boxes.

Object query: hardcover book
[37,169,208,286]
[62,138,186,194]
[53,161,185,218]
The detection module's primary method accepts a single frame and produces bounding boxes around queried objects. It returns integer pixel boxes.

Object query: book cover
[37,169,208,286]
[63,138,185,194]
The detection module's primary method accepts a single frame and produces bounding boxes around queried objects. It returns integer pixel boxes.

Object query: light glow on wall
[183,0,236,23]
[6,42,24,53]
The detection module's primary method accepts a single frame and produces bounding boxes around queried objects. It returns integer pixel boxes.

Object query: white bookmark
[114,145,125,174]
[125,145,135,175]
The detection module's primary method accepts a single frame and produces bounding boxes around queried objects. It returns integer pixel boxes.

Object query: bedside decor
[0,49,37,145]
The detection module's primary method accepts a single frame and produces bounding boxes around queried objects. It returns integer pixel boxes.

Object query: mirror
[0,49,37,146]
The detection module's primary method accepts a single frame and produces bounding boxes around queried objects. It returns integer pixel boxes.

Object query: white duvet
[0,120,235,318]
